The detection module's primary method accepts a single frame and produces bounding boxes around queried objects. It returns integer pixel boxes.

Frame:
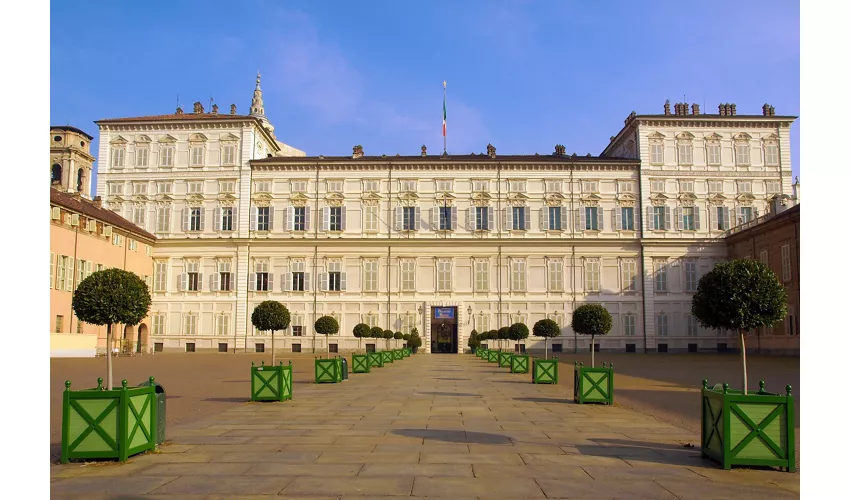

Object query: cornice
[634,118,795,129]
[98,121,256,133]
[250,162,638,172]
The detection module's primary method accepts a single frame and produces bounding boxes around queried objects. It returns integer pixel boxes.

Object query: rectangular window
[220,207,233,231]
[476,207,490,230]
[764,144,779,165]
[329,206,343,231]
[363,180,378,192]
[326,261,343,292]
[257,206,270,231]
[687,314,698,336]
[219,181,236,194]
[293,206,307,231]
[222,144,236,165]
[474,259,489,292]
[292,180,307,192]
[131,183,147,195]
[152,314,164,335]
[621,259,637,292]
[585,207,599,230]
[400,259,416,291]
[216,315,230,336]
[184,314,198,336]
[473,180,489,192]
[133,205,146,227]
[360,205,377,232]
[157,182,172,195]
[111,148,125,168]
[684,260,697,292]
[185,260,200,292]
[546,180,561,193]
[708,181,723,193]
[363,260,378,292]
[548,206,562,230]
[400,180,417,192]
[624,314,636,336]
[760,250,769,265]
[653,206,667,230]
[136,148,149,167]
[650,143,664,164]
[189,207,203,231]
[50,252,55,289]
[154,261,167,292]
[619,181,635,194]
[582,181,599,193]
[292,325,303,337]
[437,259,452,292]
[680,181,694,193]
[548,259,563,292]
[218,260,232,291]
[739,206,753,225]
[156,206,171,232]
[255,181,271,193]
[621,207,635,231]
[108,183,124,195]
[327,180,343,192]
[651,180,665,193]
[512,206,526,230]
[255,261,270,291]
[681,207,695,231]
[584,259,600,292]
[76,259,86,287]
[55,315,64,333]
[766,181,781,194]
[291,260,306,292]
[402,207,416,231]
[656,314,668,336]
[654,260,668,292]
[736,143,750,165]
[436,180,453,192]
[738,181,752,194]
[509,180,526,192]
[678,143,693,164]
[511,259,527,292]
[716,206,728,230]
[781,244,791,281]
[707,143,721,165]
[190,147,204,166]
[439,206,452,230]
[160,146,174,167]
[188,182,203,194]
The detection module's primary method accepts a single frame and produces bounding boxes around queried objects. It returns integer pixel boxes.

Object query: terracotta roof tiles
[50,188,156,242]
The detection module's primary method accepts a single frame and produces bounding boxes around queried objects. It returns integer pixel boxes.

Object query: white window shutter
[467,208,474,229]
[198,273,204,291]
[597,208,603,231]
[723,207,730,230]
[250,206,258,231]
[487,207,494,230]
[321,272,328,291]
[178,273,186,291]
[540,206,547,229]
[664,206,671,230]
[214,207,221,231]
[430,207,439,228]
[268,206,275,231]
[524,207,531,231]
[677,207,683,230]
[286,207,293,231]
[304,272,311,291]
[395,207,403,230]
[615,207,622,230]
[341,207,347,231]
[283,272,292,291]
[305,207,311,230]
[248,273,256,291]
[322,207,330,231]
[199,209,205,231]
[634,207,640,232]
[341,272,347,291]
[229,272,235,289]
[579,207,586,230]
[450,207,457,230]
[267,273,273,291]
[647,206,654,230]
[182,208,189,231]
[211,273,220,292]
[504,207,512,230]
[414,207,421,230]
[694,207,701,230]
[560,207,569,231]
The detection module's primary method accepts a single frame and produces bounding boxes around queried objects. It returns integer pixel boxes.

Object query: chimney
[487,143,496,158]
[673,103,680,115]
[352,145,364,159]
[692,103,700,115]
[421,145,427,157]
[664,99,671,115]
[92,196,103,208]
[730,104,737,116]
[230,104,237,115]
[762,103,770,116]
[193,101,204,114]
[176,106,183,115]
[769,106,775,116]
[211,104,219,115]
[718,104,725,116]
[554,144,566,156]
[682,102,689,115]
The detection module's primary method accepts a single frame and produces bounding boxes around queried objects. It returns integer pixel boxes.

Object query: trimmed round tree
[691,259,788,394]
[353,323,370,354]
[509,323,530,353]
[370,326,383,350]
[532,318,560,360]
[72,268,152,390]
[315,315,340,359]
[571,304,612,368]
[497,326,511,351]
[467,330,480,352]
[382,329,394,350]
[393,331,404,349]
[251,301,291,365]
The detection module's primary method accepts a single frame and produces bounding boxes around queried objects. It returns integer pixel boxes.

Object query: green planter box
[315,358,342,383]
[511,354,530,373]
[498,351,513,368]
[487,350,499,363]
[532,358,559,384]
[61,378,157,463]
[382,351,394,364]
[701,380,796,472]
[251,361,293,402]
[351,354,370,373]
[573,362,614,405]
[368,351,384,368]
[481,349,489,359]
[403,348,411,357]
[393,349,403,360]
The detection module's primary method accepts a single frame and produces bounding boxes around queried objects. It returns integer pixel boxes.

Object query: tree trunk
[740,330,748,395]
[591,334,595,368]
[327,336,330,360]
[359,337,362,354]
[271,330,276,366]
[106,323,113,390]
[545,338,548,360]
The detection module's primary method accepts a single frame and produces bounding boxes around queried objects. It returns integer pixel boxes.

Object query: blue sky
[50,0,800,188]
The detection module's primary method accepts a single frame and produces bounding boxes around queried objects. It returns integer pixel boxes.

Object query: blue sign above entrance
[434,307,455,319]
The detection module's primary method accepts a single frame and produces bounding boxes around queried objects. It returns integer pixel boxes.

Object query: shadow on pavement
[392,428,512,444]
[201,397,248,403]
[418,391,481,397]
[513,396,569,404]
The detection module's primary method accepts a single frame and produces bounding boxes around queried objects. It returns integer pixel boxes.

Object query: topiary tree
[485,330,497,348]
[467,330,480,351]
[532,318,560,359]
[571,304,612,367]
[251,301,291,365]
[509,323,529,353]
[72,268,152,390]
[408,333,422,351]
[497,326,511,351]
[692,259,788,395]
[369,326,383,350]
[393,331,404,349]
[382,329,394,350]
[402,333,411,348]
[315,315,340,359]
[353,323,371,354]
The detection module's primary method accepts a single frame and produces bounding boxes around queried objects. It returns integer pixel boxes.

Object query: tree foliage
[353,323,371,339]
[571,304,612,337]
[497,326,511,340]
[467,331,481,348]
[72,268,151,327]
[691,259,788,332]
[508,323,529,341]
[382,329,394,339]
[251,301,291,332]
[370,326,384,338]
[408,334,422,348]
[314,315,340,335]
[402,333,411,341]
[393,331,404,340]
[532,319,560,339]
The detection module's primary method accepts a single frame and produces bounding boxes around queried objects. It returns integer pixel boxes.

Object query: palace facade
[91,78,798,355]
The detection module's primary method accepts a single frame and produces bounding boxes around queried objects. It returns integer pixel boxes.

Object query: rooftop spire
[250,71,265,117]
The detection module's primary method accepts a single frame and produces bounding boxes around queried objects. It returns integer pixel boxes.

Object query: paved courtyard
[51,353,800,499]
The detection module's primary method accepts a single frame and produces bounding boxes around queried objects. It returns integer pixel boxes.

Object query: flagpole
[443,80,447,155]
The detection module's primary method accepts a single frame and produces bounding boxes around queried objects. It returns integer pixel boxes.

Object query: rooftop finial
[250,71,265,117]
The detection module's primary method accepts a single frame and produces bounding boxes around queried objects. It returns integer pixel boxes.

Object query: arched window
[77,169,84,192]
[51,164,62,184]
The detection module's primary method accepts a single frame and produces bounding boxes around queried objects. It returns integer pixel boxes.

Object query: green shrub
[532,319,560,359]
[571,304,612,367]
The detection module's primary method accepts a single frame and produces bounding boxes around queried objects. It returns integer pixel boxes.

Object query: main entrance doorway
[430,307,458,353]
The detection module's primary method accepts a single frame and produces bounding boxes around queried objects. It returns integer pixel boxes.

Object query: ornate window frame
[676,132,694,166]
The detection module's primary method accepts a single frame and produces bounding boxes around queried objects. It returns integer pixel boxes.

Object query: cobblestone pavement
[51,353,800,499]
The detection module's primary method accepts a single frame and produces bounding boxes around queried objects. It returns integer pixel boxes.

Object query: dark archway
[51,164,62,185]
[76,169,84,192]
[137,323,148,353]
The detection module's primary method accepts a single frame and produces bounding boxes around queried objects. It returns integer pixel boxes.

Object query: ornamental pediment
[361,192,382,205]
[676,131,695,140]
[397,192,419,202]
[251,193,273,204]
[647,131,666,140]
[186,193,205,205]
[189,133,208,142]
[158,134,177,143]
[762,133,779,142]
[544,193,566,206]
[110,135,128,145]
[435,192,457,201]
[325,192,345,207]
[107,195,125,203]
[705,132,723,141]
[155,196,174,205]
[507,192,530,201]
[580,193,602,203]
[734,132,752,141]
[471,192,492,202]
[649,193,670,206]
[708,193,727,205]
[220,133,240,142]
[736,193,756,203]
[616,192,636,202]
[132,194,150,203]
[217,193,238,204]
[289,192,310,205]
[134,135,151,143]
[677,192,697,206]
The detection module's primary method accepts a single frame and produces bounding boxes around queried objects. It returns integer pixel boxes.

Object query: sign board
[433,307,455,319]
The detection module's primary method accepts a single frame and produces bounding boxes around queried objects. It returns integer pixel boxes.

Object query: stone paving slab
[51,354,800,499]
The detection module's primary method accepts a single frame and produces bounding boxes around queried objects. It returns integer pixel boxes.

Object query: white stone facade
[95,95,796,354]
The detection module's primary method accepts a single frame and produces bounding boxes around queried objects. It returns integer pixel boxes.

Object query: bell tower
[50,126,95,199]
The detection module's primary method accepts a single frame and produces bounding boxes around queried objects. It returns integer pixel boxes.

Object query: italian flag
[442,81,447,137]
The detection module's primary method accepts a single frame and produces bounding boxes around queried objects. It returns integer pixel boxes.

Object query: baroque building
[93,80,798,355]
